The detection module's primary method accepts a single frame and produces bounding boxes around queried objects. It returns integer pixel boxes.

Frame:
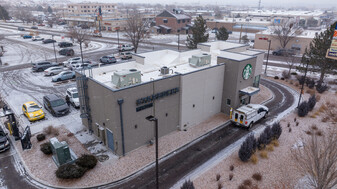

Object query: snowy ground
[190,79,337,189]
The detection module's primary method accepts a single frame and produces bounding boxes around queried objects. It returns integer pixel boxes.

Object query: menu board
[326,25,337,60]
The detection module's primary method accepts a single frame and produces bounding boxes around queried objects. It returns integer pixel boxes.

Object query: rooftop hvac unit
[112,69,142,88]
[189,53,211,67]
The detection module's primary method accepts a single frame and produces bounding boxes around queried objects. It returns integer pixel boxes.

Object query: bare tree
[271,19,301,49]
[14,7,34,24]
[69,28,90,64]
[285,54,298,77]
[0,35,3,65]
[292,128,337,189]
[124,10,150,53]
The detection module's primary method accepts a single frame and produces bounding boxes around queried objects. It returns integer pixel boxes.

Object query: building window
[84,10,87,12]
[187,19,190,22]
[163,19,168,23]
[134,124,138,129]
[226,99,231,105]
[84,6,86,8]
[68,6,70,8]
[178,20,181,23]
[193,104,195,108]
[182,19,185,23]
[213,96,215,100]
[88,10,90,12]
[166,113,168,117]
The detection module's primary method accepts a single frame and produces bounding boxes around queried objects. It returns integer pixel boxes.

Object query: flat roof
[86,41,257,90]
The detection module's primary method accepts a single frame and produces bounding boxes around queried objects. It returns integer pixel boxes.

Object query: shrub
[55,164,86,179]
[266,144,274,151]
[43,125,59,136]
[263,126,273,144]
[36,133,46,142]
[281,77,285,80]
[218,182,223,189]
[252,173,262,181]
[289,128,292,132]
[274,76,279,80]
[296,122,299,126]
[308,95,316,111]
[243,179,252,186]
[316,130,323,136]
[229,173,233,181]
[238,185,247,189]
[40,142,52,155]
[75,154,97,169]
[247,134,257,153]
[282,70,290,79]
[67,132,74,137]
[316,82,328,93]
[291,72,297,75]
[230,165,234,171]
[298,101,309,117]
[307,78,315,89]
[216,174,221,181]
[251,154,258,164]
[294,117,297,122]
[260,150,268,159]
[238,138,253,162]
[181,180,195,189]
[305,130,312,135]
[271,139,279,147]
[316,94,321,102]
[297,75,305,85]
[257,131,268,150]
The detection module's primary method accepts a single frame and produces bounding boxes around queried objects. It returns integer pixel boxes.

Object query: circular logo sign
[242,64,252,80]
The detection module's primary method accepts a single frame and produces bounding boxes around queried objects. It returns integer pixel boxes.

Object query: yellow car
[22,101,45,122]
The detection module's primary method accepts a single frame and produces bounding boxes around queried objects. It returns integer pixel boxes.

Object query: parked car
[77,24,90,29]
[120,52,132,60]
[230,104,268,129]
[66,87,80,108]
[58,42,73,48]
[22,101,45,122]
[18,27,25,31]
[32,61,58,72]
[100,55,117,64]
[118,44,134,52]
[0,128,10,152]
[58,21,66,25]
[43,94,69,117]
[67,60,93,69]
[23,35,32,39]
[211,28,218,33]
[52,71,75,82]
[42,39,56,44]
[38,23,45,26]
[63,57,82,67]
[70,63,91,71]
[31,26,38,29]
[59,48,75,56]
[272,49,296,56]
[32,36,44,41]
[44,66,66,76]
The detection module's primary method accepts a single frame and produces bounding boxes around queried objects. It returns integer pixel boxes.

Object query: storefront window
[253,75,260,88]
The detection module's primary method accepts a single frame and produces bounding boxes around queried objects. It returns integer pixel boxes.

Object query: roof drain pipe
[117,99,125,156]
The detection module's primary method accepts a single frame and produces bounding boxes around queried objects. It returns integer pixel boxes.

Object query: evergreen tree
[241,35,250,44]
[0,5,10,20]
[47,6,53,14]
[216,27,229,41]
[186,15,209,49]
[302,22,337,83]
[37,5,44,12]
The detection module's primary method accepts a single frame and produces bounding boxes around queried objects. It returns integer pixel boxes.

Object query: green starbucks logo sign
[242,64,252,80]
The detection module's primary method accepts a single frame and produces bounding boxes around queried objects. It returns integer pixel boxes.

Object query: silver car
[44,67,66,76]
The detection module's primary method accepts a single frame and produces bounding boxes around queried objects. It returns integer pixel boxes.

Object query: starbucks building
[77,41,264,156]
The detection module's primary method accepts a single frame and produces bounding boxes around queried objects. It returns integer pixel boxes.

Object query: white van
[118,44,134,52]
[230,104,268,129]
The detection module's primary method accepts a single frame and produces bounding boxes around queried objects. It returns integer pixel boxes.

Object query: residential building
[154,9,192,34]
[76,41,263,156]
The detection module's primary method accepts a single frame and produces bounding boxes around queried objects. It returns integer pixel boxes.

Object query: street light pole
[264,39,271,75]
[177,31,180,51]
[146,115,159,189]
[52,35,58,64]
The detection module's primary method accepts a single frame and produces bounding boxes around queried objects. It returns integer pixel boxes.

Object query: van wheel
[248,122,253,130]
[264,112,268,119]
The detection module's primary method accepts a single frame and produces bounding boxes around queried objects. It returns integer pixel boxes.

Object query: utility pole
[239,24,243,43]
[264,39,271,75]
[177,30,180,51]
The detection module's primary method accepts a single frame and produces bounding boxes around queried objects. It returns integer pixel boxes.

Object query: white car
[62,57,82,67]
[32,36,44,41]
[66,87,80,108]
[118,44,134,52]
[70,63,91,71]
[120,52,132,60]
[44,66,66,76]
[230,104,269,129]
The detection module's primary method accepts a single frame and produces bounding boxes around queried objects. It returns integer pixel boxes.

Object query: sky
[72,0,336,8]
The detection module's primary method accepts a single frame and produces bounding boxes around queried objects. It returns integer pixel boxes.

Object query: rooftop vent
[160,66,169,75]
[112,69,141,88]
[189,53,211,67]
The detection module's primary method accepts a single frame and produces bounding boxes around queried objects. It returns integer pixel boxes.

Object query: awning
[239,86,260,96]
[153,26,160,29]
[159,25,171,30]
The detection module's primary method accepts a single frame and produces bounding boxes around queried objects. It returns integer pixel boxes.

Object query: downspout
[117,99,125,156]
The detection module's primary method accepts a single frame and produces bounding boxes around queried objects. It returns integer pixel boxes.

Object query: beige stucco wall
[179,65,225,130]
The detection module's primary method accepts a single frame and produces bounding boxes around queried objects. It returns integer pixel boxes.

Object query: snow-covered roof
[86,41,256,90]
[231,10,324,17]
[258,27,324,38]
